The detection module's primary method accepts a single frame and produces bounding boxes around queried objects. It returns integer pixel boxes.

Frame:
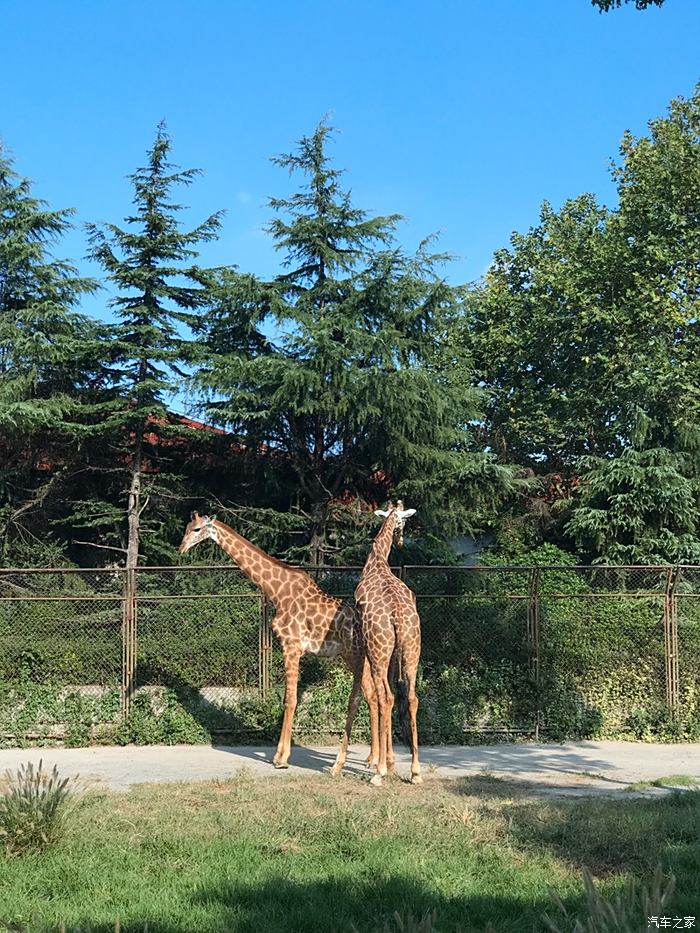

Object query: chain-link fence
[1,563,697,743]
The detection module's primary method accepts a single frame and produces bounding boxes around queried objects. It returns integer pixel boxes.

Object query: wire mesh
[674,567,700,734]
[134,567,262,690]
[403,567,536,738]
[2,563,699,743]
[0,568,124,741]
[0,568,123,685]
[537,566,668,739]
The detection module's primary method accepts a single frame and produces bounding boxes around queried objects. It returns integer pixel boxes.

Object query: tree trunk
[125,429,143,571]
[309,499,328,567]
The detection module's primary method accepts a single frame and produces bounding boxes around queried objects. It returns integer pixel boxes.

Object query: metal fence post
[664,566,680,715]
[527,567,542,740]
[120,568,137,718]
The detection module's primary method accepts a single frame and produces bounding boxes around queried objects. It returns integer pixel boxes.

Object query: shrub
[0,759,74,856]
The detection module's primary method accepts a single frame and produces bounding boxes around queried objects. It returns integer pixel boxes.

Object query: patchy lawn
[1,772,699,932]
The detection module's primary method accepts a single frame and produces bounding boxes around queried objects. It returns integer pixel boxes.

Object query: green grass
[625,773,700,792]
[0,774,698,932]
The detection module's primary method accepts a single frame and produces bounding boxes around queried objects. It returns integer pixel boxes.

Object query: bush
[0,759,74,856]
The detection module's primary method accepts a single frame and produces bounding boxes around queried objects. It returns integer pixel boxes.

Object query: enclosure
[2,563,700,746]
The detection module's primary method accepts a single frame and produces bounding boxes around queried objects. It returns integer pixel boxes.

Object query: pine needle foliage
[0,146,97,435]
[0,145,101,560]
[197,122,516,562]
[85,124,225,567]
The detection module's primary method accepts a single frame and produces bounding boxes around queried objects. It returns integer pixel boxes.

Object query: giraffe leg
[405,663,422,784]
[386,728,397,776]
[331,660,364,776]
[386,655,397,775]
[362,660,379,769]
[370,670,394,787]
[273,651,300,769]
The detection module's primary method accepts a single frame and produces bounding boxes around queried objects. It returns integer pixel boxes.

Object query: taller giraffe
[355,501,422,787]
[179,513,378,769]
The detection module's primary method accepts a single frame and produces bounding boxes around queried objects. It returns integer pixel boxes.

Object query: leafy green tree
[470,88,700,563]
[0,145,99,560]
[86,124,223,568]
[592,0,664,9]
[566,89,700,562]
[197,123,516,563]
[469,194,619,474]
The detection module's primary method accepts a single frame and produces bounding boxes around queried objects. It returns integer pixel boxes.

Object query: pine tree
[86,124,223,569]
[0,145,99,560]
[197,122,516,563]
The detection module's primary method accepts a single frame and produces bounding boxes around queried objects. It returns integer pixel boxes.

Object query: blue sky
[2,0,699,305]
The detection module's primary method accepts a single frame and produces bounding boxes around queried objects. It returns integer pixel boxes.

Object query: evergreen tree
[197,122,516,563]
[0,145,99,560]
[86,124,223,568]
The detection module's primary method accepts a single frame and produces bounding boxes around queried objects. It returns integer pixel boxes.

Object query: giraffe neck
[212,520,311,603]
[369,513,397,567]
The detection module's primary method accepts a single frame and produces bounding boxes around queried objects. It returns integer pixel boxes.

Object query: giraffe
[355,500,422,787]
[178,513,379,770]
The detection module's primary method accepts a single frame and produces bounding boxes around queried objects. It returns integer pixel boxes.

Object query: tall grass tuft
[364,911,439,933]
[544,865,675,932]
[0,759,74,857]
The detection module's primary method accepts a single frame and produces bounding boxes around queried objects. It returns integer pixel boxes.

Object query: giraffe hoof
[329,765,342,777]
[369,774,384,788]
[273,760,289,770]
[410,773,423,785]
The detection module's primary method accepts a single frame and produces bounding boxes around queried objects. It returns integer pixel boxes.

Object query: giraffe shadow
[133,665,283,745]
[132,657,412,775]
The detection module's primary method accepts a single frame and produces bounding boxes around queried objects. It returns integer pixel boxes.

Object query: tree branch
[72,540,128,554]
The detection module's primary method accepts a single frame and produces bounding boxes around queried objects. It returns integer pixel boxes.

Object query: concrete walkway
[2,741,700,796]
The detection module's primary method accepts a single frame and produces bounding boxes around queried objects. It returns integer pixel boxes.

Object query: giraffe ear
[374,510,390,518]
[399,509,416,520]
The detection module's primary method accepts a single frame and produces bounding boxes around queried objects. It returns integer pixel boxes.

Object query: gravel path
[2,741,700,796]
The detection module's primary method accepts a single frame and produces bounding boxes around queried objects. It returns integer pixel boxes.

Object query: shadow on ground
[62,874,561,933]
[209,740,621,788]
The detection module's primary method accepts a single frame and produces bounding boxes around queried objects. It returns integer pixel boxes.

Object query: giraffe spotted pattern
[179,513,378,770]
[355,502,422,786]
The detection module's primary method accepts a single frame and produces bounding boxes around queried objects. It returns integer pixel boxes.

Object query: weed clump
[0,759,74,856]
[545,865,675,932]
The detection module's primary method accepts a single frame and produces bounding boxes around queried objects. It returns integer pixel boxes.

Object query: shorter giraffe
[179,513,378,770]
[356,501,422,787]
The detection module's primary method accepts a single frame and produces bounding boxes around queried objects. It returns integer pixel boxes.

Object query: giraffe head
[178,512,219,554]
[374,500,416,548]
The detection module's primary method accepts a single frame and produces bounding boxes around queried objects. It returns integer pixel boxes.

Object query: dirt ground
[2,740,700,796]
